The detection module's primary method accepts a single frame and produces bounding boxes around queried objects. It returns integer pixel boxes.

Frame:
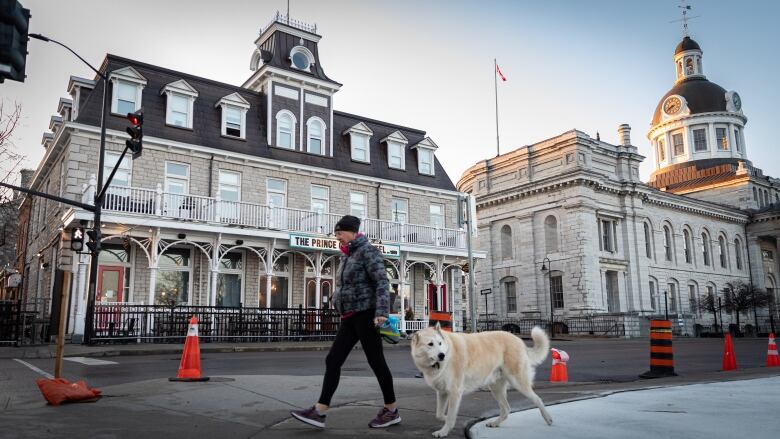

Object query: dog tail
[527,326,550,366]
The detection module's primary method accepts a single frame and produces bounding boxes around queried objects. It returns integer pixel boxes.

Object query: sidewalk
[0,339,415,359]
[469,375,780,439]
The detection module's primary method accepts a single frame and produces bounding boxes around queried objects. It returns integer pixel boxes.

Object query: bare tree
[723,281,771,330]
[697,293,720,331]
[0,102,25,203]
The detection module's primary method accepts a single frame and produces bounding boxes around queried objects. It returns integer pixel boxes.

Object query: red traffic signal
[125,110,143,159]
[126,111,143,126]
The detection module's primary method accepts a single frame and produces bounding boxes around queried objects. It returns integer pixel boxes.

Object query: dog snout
[438,352,445,361]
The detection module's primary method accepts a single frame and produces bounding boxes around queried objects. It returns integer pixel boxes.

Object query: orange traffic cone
[550,348,569,383]
[169,316,210,382]
[722,333,737,371]
[767,333,780,367]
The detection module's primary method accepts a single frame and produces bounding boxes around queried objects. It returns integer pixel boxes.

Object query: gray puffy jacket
[332,235,389,318]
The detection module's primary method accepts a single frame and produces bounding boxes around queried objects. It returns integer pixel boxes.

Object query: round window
[292,51,310,70]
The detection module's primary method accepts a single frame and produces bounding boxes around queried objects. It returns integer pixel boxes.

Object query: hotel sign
[289,234,401,259]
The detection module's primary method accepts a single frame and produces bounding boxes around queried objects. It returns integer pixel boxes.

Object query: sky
[3,0,779,187]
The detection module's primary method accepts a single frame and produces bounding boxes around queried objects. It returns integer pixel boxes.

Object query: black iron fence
[464,313,627,337]
[91,304,342,343]
[0,300,51,346]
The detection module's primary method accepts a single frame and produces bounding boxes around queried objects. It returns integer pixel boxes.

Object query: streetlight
[663,290,669,321]
[540,256,554,339]
[28,33,110,344]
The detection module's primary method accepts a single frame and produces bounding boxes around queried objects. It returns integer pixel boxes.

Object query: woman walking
[291,215,400,429]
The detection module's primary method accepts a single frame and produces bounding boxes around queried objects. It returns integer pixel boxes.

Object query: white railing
[402,320,429,332]
[103,186,158,216]
[97,183,466,249]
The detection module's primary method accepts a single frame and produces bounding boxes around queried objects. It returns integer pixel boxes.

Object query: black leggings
[318,309,396,406]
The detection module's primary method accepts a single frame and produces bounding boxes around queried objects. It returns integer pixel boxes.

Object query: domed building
[458,35,780,337]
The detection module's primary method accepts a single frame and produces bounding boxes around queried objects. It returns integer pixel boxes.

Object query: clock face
[664,96,682,115]
[732,92,742,111]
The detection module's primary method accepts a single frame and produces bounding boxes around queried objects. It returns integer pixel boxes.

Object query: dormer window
[109,66,147,116]
[380,130,409,170]
[343,122,374,163]
[411,137,438,176]
[275,110,296,149]
[289,46,314,72]
[388,142,405,170]
[161,80,198,129]
[216,92,250,139]
[306,117,326,155]
[419,149,434,175]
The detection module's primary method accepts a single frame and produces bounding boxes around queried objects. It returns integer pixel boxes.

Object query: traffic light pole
[83,71,109,345]
[28,33,112,345]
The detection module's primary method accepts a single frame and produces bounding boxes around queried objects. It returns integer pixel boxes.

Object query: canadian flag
[496,63,507,81]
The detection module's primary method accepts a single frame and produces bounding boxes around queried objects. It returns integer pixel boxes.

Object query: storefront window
[217,252,243,307]
[155,248,191,305]
[259,255,290,308]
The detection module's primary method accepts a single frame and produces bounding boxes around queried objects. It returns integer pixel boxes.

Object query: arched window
[501,277,517,314]
[306,117,326,155]
[683,228,692,263]
[701,231,711,266]
[544,215,558,253]
[644,222,653,258]
[501,225,513,260]
[663,225,673,261]
[688,281,699,316]
[648,276,658,311]
[734,238,743,270]
[667,278,679,314]
[718,235,727,268]
[275,110,296,149]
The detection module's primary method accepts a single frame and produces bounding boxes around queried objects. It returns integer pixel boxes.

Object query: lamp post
[718,294,725,336]
[663,290,669,321]
[540,257,554,339]
[28,33,109,345]
[479,288,492,331]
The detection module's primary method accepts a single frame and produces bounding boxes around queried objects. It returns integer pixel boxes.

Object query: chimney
[617,124,631,146]
[20,169,35,189]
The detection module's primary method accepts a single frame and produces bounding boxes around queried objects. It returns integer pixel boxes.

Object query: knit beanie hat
[334,215,361,233]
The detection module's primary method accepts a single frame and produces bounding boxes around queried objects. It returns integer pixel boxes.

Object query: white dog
[411,324,553,437]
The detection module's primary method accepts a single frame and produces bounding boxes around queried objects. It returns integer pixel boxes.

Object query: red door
[97,266,124,303]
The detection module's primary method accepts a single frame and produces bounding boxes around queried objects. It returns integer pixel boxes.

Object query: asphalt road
[1,336,777,439]
[6,336,772,388]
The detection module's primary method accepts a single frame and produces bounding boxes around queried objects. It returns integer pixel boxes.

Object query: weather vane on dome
[670,0,701,37]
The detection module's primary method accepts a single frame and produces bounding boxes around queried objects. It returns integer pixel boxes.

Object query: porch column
[399,254,407,331]
[315,252,322,308]
[210,235,221,306]
[436,256,444,312]
[148,230,160,305]
[265,242,275,308]
[72,252,89,340]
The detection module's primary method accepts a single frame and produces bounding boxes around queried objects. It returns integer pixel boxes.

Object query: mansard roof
[73,55,455,192]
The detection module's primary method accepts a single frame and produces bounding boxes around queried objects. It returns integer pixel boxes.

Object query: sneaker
[291,406,326,428]
[368,407,401,428]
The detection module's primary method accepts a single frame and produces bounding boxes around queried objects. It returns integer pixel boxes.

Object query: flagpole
[494,58,500,157]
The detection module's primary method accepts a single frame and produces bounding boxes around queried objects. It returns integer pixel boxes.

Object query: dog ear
[435,321,443,335]
[411,332,418,344]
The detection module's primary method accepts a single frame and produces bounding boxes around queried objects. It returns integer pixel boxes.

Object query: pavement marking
[63,357,119,366]
[13,359,54,379]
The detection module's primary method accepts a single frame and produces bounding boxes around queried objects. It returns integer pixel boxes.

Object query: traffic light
[0,0,31,83]
[70,227,85,252]
[86,228,101,254]
[125,110,143,159]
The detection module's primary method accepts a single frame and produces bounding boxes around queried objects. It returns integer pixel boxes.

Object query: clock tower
[647,35,748,176]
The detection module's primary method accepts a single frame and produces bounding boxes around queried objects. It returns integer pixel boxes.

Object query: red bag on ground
[35,378,102,406]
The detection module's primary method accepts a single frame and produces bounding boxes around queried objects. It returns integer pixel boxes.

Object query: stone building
[458,35,780,336]
[21,14,476,340]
